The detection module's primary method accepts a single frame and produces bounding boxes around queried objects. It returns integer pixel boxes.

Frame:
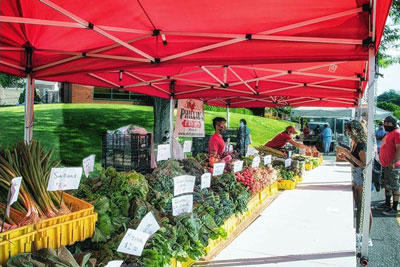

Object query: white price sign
[246,147,255,157]
[172,194,193,216]
[263,155,272,165]
[201,173,211,189]
[157,144,171,161]
[47,168,83,191]
[285,158,292,168]
[233,161,243,173]
[105,261,123,267]
[299,149,306,155]
[252,156,260,168]
[82,154,95,178]
[173,175,195,196]
[288,151,293,158]
[117,229,150,256]
[137,212,160,236]
[183,140,192,153]
[6,177,22,217]
[212,162,225,176]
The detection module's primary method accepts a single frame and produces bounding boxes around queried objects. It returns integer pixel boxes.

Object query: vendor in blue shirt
[375,121,386,153]
[322,124,332,154]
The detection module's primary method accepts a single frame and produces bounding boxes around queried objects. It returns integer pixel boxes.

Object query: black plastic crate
[191,128,243,156]
[102,133,151,173]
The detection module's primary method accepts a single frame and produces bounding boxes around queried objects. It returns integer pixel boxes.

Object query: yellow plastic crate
[0,225,36,265]
[245,195,260,217]
[305,162,313,171]
[34,193,97,250]
[259,185,271,203]
[177,257,197,267]
[223,215,238,235]
[296,176,303,183]
[278,180,297,190]
[271,182,279,195]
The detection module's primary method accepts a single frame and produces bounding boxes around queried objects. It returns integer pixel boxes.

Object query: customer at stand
[303,123,311,138]
[322,124,332,155]
[377,116,400,216]
[338,120,372,246]
[209,117,226,157]
[238,119,251,154]
[265,126,314,152]
[313,125,322,136]
[375,121,386,154]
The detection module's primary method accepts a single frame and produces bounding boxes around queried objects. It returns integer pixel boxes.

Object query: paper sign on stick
[233,161,243,173]
[117,229,150,256]
[6,177,22,217]
[201,173,211,189]
[252,156,260,168]
[157,144,171,161]
[173,175,195,196]
[288,151,293,158]
[212,162,225,176]
[299,149,306,155]
[172,194,193,216]
[264,155,272,165]
[246,147,255,157]
[47,168,83,191]
[83,154,95,178]
[183,141,192,153]
[285,158,292,168]
[137,212,160,236]
[105,261,123,267]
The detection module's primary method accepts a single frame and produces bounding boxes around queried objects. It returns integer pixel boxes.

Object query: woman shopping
[338,120,372,247]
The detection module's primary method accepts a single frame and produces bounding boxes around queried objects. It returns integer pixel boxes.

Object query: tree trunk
[153,97,171,144]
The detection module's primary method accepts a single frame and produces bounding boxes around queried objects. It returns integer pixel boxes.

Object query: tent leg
[226,105,230,128]
[169,97,174,157]
[360,47,375,260]
[24,75,34,143]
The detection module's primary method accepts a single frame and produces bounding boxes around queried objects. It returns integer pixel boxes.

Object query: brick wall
[71,84,152,105]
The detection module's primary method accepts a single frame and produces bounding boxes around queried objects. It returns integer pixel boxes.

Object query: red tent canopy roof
[0,0,392,107]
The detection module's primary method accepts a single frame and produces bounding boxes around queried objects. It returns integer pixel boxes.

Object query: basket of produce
[255,146,285,158]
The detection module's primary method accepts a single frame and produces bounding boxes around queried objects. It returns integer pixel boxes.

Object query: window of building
[93,87,152,102]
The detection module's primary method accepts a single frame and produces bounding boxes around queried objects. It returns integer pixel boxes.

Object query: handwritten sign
[264,155,272,165]
[285,158,292,168]
[252,156,261,168]
[183,141,192,153]
[6,177,22,217]
[212,162,225,176]
[82,154,95,178]
[137,212,160,236]
[299,149,306,155]
[172,194,193,216]
[246,147,255,157]
[173,175,195,196]
[233,161,244,173]
[105,261,123,267]
[47,168,83,191]
[201,173,211,189]
[157,144,171,161]
[117,229,150,256]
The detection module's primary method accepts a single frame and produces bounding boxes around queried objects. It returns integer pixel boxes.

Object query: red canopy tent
[0,0,392,108]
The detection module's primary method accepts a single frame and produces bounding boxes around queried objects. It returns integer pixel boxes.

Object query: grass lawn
[0,103,292,166]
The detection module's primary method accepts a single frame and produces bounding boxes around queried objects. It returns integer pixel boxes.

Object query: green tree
[377,89,400,105]
[18,88,41,104]
[378,0,400,67]
[377,101,399,112]
[0,73,25,88]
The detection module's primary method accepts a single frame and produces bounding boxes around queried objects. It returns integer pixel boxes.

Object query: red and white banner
[174,99,205,137]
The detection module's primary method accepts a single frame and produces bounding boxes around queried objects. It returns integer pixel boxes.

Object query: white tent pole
[169,97,175,157]
[226,105,230,128]
[24,75,34,143]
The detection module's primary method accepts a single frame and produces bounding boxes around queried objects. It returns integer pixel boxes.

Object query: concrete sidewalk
[208,158,356,267]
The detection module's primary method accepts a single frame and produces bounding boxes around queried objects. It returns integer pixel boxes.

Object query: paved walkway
[208,158,357,267]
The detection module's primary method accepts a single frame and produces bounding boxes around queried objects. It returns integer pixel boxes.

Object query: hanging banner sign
[137,212,160,236]
[174,99,205,137]
[6,177,22,217]
[172,194,193,216]
[183,141,192,153]
[117,229,150,256]
[233,161,244,173]
[157,144,171,161]
[83,154,95,178]
[173,175,196,196]
[201,173,211,189]
[212,162,225,176]
[252,156,261,168]
[105,261,123,267]
[285,158,292,168]
[47,168,83,191]
[264,155,272,165]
